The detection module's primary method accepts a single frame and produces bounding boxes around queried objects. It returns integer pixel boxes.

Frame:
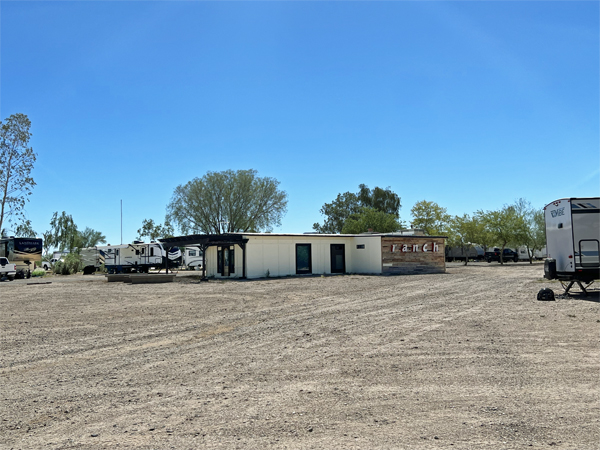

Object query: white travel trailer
[183,246,203,269]
[100,241,182,274]
[517,246,547,261]
[544,197,600,293]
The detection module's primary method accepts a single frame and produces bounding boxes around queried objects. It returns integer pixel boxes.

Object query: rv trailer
[518,246,547,261]
[101,241,181,274]
[0,237,43,278]
[445,245,484,262]
[544,197,600,294]
[79,247,107,274]
[183,246,204,269]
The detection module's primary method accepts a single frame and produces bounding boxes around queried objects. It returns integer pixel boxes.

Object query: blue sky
[2,1,598,245]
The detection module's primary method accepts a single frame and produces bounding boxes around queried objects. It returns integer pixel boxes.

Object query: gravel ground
[1,262,598,449]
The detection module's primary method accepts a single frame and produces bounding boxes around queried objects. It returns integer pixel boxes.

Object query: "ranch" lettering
[391,242,440,253]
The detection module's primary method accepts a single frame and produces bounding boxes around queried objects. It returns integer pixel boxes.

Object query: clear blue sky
[2,1,598,245]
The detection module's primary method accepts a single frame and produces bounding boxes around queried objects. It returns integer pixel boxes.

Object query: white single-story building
[160,232,446,279]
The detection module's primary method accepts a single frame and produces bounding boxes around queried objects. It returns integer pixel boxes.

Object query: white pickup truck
[42,258,61,271]
[0,257,17,281]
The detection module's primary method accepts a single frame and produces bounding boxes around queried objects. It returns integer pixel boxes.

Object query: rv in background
[445,245,484,262]
[98,241,182,274]
[544,198,600,283]
[0,237,43,278]
[517,246,547,261]
[79,247,107,274]
[183,246,204,269]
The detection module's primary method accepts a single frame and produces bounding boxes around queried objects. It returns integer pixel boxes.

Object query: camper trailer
[101,241,181,274]
[183,246,204,269]
[0,237,43,278]
[445,245,484,262]
[80,247,107,274]
[544,197,600,288]
[518,246,547,261]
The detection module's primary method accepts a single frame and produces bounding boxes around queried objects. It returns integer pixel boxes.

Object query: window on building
[296,244,312,274]
[356,244,365,249]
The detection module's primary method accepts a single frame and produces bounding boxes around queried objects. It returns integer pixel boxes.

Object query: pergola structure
[159,234,249,280]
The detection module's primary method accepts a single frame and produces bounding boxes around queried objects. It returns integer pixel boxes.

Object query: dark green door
[330,244,345,274]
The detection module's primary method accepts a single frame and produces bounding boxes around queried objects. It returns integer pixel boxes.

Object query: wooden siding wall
[381,237,446,275]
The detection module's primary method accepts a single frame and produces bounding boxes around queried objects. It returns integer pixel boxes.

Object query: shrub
[53,253,82,275]
[31,269,46,277]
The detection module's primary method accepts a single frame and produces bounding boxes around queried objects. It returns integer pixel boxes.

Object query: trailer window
[579,240,599,267]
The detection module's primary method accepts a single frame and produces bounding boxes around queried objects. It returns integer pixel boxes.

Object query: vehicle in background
[183,246,204,269]
[485,248,519,263]
[80,247,106,274]
[0,257,17,281]
[42,258,62,271]
[100,241,182,274]
[445,245,484,262]
[517,246,547,261]
[0,237,43,278]
[544,198,599,293]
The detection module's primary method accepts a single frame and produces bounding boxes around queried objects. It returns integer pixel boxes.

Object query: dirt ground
[0,262,598,449]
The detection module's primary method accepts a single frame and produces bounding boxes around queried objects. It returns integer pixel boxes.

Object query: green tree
[512,198,545,264]
[167,169,288,234]
[45,212,106,252]
[47,212,79,253]
[410,200,450,235]
[0,114,37,234]
[313,185,401,233]
[14,219,37,238]
[447,214,480,265]
[476,205,524,264]
[136,218,174,241]
[313,191,360,234]
[77,227,107,248]
[341,207,403,234]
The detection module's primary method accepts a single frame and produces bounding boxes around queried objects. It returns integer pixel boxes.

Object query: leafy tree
[47,212,79,253]
[447,214,481,265]
[136,218,174,241]
[77,227,107,248]
[0,113,37,234]
[14,219,37,238]
[410,200,450,235]
[512,198,545,264]
[476,205,524,264]
[42,230,53,257]
[313,185,401,233]
[357,184,401,217]
[167,169,288,234]
[313,191,360,234]
[341,207,403,234]
[45,211,105,252]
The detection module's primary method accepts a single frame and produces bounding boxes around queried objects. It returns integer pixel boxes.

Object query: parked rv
[517,246,547,261]
[445,245,484,262]
[99,241,182,274]
[0,237,43,278]
[80,247,106,274]
[183,246,204,269]
[544,197,600,289]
